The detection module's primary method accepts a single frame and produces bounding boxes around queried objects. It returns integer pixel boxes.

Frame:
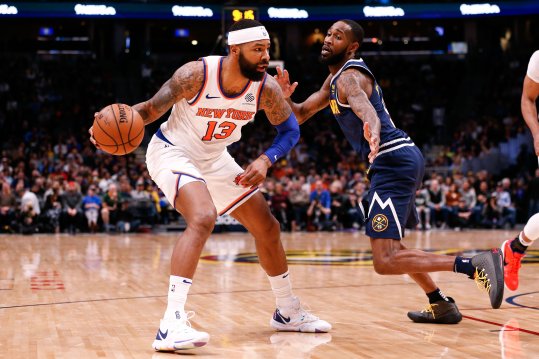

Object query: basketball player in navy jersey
[90,19,330,353]
[275,19,504,323]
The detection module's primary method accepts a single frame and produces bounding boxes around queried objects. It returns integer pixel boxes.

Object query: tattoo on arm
[337,70,380,134]
[259,76,292,125]
[133,60,204,125]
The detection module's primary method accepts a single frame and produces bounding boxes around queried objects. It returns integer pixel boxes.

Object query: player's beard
[239,52,267,82]
[319,48,347,66]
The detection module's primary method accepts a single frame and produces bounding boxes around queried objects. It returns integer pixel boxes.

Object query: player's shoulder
[171,59,205,86]
[258,74,282,100]
[530,50,539,64]
[176,59,205,77]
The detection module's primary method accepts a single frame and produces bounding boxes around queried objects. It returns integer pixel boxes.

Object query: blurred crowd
[0,49,537,234]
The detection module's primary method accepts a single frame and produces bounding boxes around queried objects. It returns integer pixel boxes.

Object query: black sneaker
[471,248,504,309]
[407,297,462,324]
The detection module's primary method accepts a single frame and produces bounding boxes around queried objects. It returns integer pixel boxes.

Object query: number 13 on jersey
[202,121,237,141]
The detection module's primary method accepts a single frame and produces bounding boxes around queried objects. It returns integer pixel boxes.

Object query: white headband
[228,26,270,45]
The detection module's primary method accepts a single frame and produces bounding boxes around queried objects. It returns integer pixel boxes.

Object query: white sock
[268,271,295,308]
[163,275,191,321]
[522,212,539,244]
[519,232,532,246]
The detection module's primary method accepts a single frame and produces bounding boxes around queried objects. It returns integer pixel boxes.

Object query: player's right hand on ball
[274,66,298,98]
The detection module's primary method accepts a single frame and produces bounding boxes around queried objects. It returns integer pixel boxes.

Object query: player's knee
[266,215,281,237]
[253,215,281,244]
[188,209,217,236]
[372,255,394,275]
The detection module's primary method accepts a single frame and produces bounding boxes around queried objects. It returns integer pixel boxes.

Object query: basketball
[92,103,145,155]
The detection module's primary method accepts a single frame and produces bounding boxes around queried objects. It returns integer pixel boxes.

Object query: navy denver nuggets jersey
[328,58,424,240]
[328,59,411,160]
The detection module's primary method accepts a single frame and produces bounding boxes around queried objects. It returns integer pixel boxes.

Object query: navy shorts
[365,144,424,240]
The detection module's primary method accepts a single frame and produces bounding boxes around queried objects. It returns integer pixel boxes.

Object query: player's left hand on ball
[88,112,99,148]
[88,122,99,148]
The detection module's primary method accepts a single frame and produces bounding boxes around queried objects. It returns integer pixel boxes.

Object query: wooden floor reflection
[1,229,538,358]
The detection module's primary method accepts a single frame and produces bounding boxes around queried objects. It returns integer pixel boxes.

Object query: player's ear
[230,45,240,56]
[348,41,359,56]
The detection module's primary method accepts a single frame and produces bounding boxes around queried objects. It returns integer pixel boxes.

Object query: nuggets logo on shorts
[372,214,389,232]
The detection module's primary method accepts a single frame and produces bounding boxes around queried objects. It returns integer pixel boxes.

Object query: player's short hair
[228,19,265,33]
[340,19,364,45]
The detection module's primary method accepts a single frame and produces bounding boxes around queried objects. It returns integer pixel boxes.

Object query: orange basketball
[92,103,145,155]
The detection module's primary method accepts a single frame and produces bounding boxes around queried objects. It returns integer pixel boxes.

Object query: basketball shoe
[270,297,332,333]
[471,248,504,309]
[501,239,525,291]
[407,297,462,324]
[152,311,209,352]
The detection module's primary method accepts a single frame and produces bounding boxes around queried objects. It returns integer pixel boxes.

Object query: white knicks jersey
[159,56,267,158]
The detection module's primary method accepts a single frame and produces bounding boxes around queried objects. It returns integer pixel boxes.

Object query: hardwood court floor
[1,229,538,358]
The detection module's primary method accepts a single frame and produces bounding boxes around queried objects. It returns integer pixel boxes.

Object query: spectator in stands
[496,178,516,229]
[426,179,446,228]
[482,193,502,228]
[116,200,137,233]
[287,176,310,232]
[415,187,431,230]
[270,182,293,231]
[61,181,83,233]
[459,180,477,210]
[307,180,331,231]
[341,187,364,230]
[82,185,101,233]
[130,179,157,225]
[0,181,16,232]
[20,182,41,218]
[329,180,345,230]
[452,199,472,230]
[42,192,62,233]
[101,183,120,232]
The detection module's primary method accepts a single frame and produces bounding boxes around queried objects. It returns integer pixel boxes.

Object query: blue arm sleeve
[263,112,300,165]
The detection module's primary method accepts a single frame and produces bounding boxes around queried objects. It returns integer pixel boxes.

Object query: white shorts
[146,133,258,216]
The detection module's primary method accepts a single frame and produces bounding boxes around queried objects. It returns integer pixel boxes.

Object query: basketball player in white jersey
[90,19,330,352]
[501,51,539,291]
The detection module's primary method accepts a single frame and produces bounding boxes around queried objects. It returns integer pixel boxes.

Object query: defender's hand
[274,66,298,99]
[364,122,380,163]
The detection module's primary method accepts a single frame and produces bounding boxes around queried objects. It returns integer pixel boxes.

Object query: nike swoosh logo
[158,329,168,340]
[276,309,291,323]
[282,273,289,279]
[183,279,192,284]
[205,94,220,99]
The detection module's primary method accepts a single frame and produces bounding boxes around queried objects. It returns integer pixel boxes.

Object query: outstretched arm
[90,61,204,147]
[521,75,539,156]
[133,61,205,125]
[336,69,381,163]
[274,67,331,124]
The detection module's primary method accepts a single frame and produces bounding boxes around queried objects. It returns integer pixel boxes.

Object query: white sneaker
[270,297,332,333]
[152,312,210,351]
